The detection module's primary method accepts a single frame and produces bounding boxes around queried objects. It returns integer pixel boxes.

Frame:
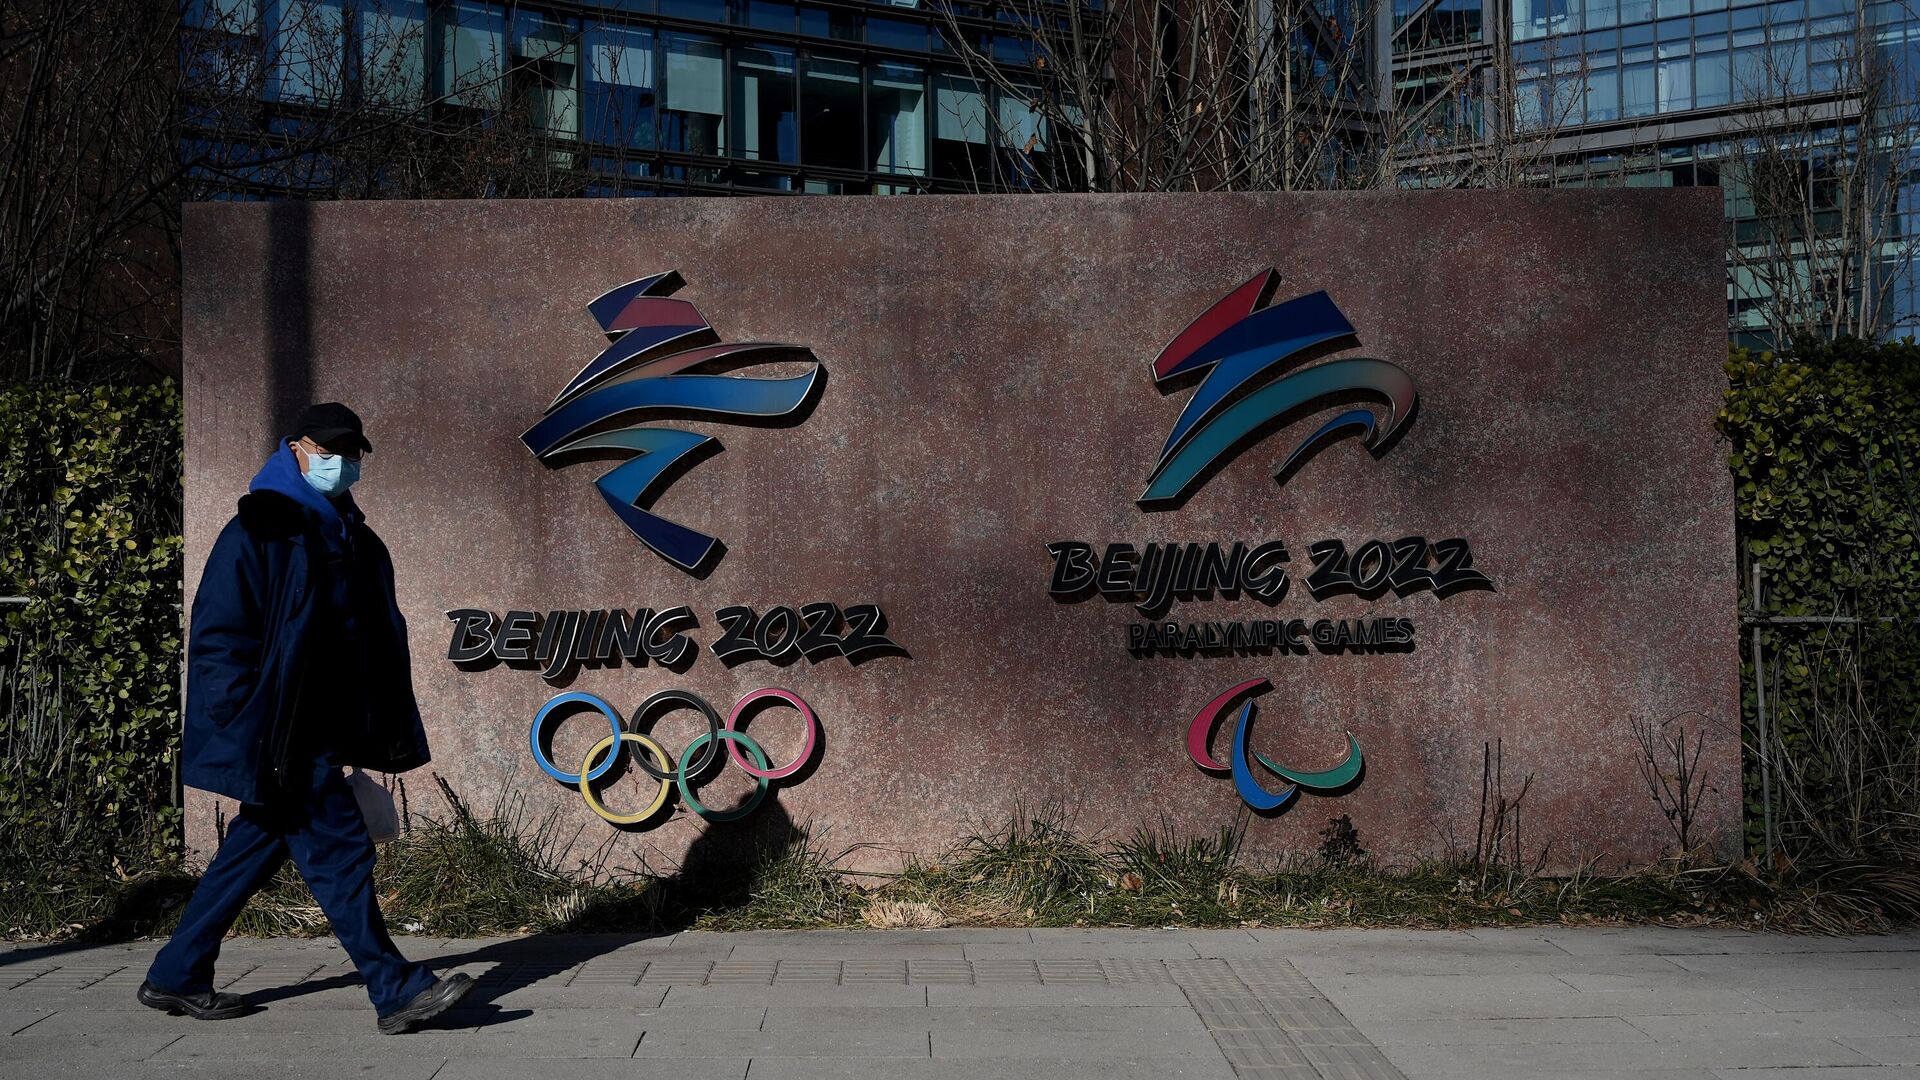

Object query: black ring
[626,689,722,781]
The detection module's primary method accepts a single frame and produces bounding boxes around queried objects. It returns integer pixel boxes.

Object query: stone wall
[181,191,1737,869]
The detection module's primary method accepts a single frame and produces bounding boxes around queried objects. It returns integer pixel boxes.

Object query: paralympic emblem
[521,272,823,573]
[1187,678,1364,812]
[1140,269,1416,507]
[530,688,820,826]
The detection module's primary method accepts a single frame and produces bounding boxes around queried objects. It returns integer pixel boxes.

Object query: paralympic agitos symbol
[1188,678,1363,812]
[1140,270,1415,506]
[531,688,819,827]
[521,273,822,572]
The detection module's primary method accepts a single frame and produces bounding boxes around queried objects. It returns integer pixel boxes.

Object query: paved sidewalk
[3,927,1919,1079]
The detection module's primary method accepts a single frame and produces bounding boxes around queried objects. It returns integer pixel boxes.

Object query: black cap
[291,402,373,455]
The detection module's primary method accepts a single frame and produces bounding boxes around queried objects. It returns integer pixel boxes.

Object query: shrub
[0,381,183,869]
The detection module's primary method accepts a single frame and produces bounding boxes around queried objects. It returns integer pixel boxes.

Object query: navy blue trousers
[147,757,435,1016]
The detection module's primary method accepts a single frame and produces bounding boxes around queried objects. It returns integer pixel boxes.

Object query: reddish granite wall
[181,191,1738,870]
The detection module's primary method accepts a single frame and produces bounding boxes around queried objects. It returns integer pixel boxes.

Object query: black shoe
[137,980,249,1020]
[376,972,474,1035]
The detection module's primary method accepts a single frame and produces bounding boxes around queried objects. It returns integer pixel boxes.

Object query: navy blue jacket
[182,447,430,804]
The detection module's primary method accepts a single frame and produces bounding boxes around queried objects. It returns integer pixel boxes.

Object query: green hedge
[1719,339,1920,856]
[0,382,183,865]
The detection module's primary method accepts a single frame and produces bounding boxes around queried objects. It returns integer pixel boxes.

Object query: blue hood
[247,443,362,555]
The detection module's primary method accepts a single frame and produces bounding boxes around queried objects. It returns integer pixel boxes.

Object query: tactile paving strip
[1177,957,1407,1080]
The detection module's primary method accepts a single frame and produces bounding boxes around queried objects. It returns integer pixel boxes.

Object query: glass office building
[184,0,1069,196]
[1391,0,1920,338]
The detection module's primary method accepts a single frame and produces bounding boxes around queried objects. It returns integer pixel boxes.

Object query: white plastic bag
[345,767,400,843]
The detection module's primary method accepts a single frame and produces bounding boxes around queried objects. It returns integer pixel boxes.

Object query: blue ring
[530,691,625,785]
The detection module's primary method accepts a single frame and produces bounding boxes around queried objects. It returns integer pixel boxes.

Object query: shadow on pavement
[233,790,799,1030]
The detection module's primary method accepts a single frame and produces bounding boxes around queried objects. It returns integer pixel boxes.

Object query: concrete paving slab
[1386,1069,1720,1080]
[0,1031,184,1063]
[434,1061,748,1080]
[1627,1010,1920,1041]
[1746,988,1920,1013]
[741,1057,1241,1079]
[1317,983,1770,1020]
[661,984,927,1007]
[925,983,1193,1006]
[154,1029,649,1058]
[961,940,1203,959]
[466,985,671,1009]
[1720,1060,1920,1068]
[762,1004,1212,1033]
[631,1028,928,1056]
[726,942,969,960]
[1539,929,1920,956]
[0,1061,448,1080]
[1667,951,1920,974]
[1843,1037,1920,1065]
[441,1005,766,1032]
[1291,951,1691,978]
[1378,1036,1876,1074]
[930,1026,1226,1058]
[0,1013,47,1036]
[21,1007,425,1036]
[1353,1016,1653,1045]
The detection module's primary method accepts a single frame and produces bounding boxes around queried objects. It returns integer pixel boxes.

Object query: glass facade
[193,0,1067,196]
[1394,0,1920,339]
[1511,0,1867,130]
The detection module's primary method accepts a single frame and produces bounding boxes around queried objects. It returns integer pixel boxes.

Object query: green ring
[676,730,771,822]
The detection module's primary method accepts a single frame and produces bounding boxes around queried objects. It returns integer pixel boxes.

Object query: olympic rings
[676,731,770,822]
[629,689,721,782]
[724,688,818,780]
[530,688,820,827]
[530,691,624,785]
[579,732,672,824]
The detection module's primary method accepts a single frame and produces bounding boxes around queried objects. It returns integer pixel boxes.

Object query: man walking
[139,403,473,1034]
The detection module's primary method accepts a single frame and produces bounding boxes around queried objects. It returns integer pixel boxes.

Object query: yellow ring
[577,732,671,825]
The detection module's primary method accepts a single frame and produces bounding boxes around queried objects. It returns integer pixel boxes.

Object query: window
[1624,59,1657,114]
[869,17,927,49]
[1516,77,1546,129]
[868,62,926,174]
[661,0,727,21]
[1587,65,1621,120]
[662,33,725,157]
[800,5,863,40]
[585,23,656,148]
[1696,38,1733,105]
[932,73,989,179]
[741,0,796,32]
[801,53,863,169]
[1658,54,1693,110]
[996,83,1046,185]
[512,11,580,140]
[1770,39,1808,91]
[266,0,347,102]
[437,1,505,108]
[360,0,427,107]
[188,0,253,29]
[1733,43,1767,96]
[1513,0,1549,40]
[732,44,797,163]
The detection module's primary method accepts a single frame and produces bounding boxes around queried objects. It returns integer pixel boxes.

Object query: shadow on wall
[266,200,314,448]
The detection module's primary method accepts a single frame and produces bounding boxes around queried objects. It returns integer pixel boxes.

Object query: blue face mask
[302,450,361,496]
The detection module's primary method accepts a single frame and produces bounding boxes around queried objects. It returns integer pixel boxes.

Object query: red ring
[723,689,818,780]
